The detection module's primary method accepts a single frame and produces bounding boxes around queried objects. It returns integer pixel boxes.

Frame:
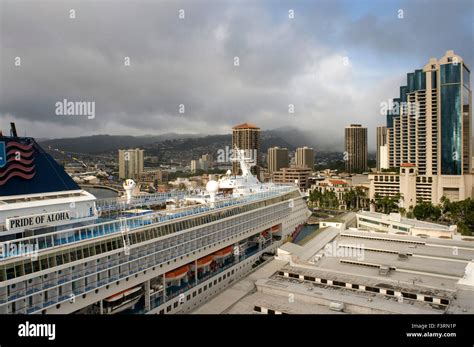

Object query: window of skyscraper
[441,63,461,84]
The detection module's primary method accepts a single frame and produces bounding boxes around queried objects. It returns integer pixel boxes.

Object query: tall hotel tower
[118,148,144,179]
[345,124,368,173]
[267,147,289,173]
[232,123,260,175]
[295,146,315,169]
[371,50,473,206]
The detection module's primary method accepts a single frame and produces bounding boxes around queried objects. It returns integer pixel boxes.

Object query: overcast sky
[0,0,473,150]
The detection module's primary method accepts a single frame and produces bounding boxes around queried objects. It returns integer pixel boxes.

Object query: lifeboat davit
[165,265,189,281]
[213,245,233,259]
[104,286,142,303]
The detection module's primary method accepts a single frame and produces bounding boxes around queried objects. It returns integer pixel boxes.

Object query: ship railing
[95,191,187,212]
[0,185,298,260]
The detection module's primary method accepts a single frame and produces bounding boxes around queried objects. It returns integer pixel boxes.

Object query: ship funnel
[10,122,18,137]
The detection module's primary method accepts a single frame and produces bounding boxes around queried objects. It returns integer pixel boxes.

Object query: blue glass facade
[441,63,461,84]
[440,81,462,175]
[414,69,426,90]
[407,73,415,93]
[400,86,407,102]
[386,110,394,128]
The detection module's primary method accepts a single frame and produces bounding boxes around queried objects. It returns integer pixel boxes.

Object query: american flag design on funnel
[0,139,36,186]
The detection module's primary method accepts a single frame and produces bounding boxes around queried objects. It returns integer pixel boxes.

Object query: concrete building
[378,50,473,204]
[356,211,457,238]
[191,154,213,173]
[376,126,388,171]
[232,123,260,176]
[198,158,209,172]
[295,146,314,169]
[190,160,198,173]
[118,148,144,179]
[345,124,367,173]
[201,154,213,168]
[311,179,350,209]
[272,167,312,190]
[267,147,289,173]
[135,169,169,186]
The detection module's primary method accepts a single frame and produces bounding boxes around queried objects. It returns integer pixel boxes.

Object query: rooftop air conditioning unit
[329,302,345,312]
[398,252,409,260]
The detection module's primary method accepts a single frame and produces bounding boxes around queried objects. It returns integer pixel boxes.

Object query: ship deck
[0,185,297,260]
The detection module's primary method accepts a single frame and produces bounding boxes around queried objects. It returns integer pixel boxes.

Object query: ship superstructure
[0,132,310,314]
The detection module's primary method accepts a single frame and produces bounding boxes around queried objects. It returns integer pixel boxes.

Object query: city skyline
[1,0,473,152]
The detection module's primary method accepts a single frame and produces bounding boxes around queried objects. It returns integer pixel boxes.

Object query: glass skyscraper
[385,50,471,176]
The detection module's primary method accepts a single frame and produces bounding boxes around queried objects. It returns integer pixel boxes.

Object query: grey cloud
[0,0,472,151]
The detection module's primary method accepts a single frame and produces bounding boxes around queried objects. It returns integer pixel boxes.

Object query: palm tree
[354,186,367,210]
[343,190,356,210]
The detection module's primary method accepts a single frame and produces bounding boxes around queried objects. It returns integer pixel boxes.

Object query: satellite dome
[226,169,232,175]
[206,180,219,193]
[123,179,136,190]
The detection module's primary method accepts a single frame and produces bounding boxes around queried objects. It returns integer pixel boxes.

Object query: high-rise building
[190,160,198,173]
[295,146,314,169]
[345,124,368,173]
[201,154,213,169]
[118,148,144,179]
[370,50,473,205]
[267,147,289,173]
[376,126,388,171]
[386,50,472,176]
[198,158,209,172]
[232,123,260,175]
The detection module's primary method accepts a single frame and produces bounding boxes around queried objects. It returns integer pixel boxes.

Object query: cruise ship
[0,130,310,314]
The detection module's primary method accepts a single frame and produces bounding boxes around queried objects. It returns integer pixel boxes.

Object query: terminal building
[192,214,474,315]
[356,211,457,238]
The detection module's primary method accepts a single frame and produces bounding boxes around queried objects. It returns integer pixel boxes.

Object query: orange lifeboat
[165,265,189,281]
[213,245,233,259]
[193,255,214,268]
[271,225,280,233]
